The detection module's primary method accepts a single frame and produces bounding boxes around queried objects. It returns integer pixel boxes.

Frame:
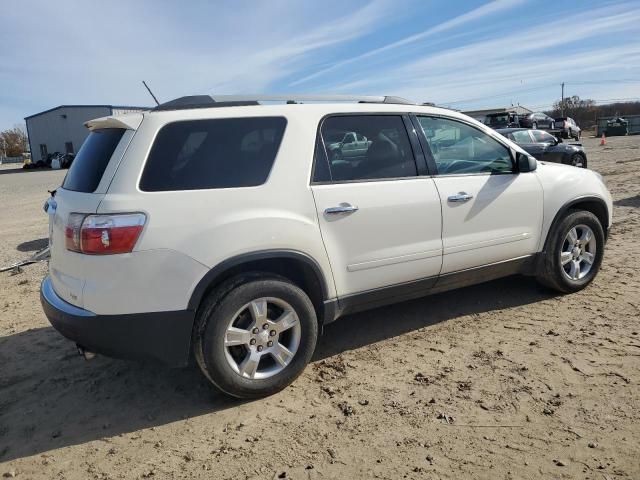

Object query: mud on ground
[1,135,639,479]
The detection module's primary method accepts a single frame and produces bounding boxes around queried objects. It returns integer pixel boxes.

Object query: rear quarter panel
[100,108,336,311]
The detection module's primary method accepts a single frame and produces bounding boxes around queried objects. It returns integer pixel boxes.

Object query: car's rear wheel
[194,275,318,399]
[537,210,604,293]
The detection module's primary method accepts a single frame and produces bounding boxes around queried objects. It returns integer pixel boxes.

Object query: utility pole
[561,82,565,116]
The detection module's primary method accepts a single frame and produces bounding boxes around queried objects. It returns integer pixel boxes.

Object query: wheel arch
[188,250,333,324]
[543,196,609,252]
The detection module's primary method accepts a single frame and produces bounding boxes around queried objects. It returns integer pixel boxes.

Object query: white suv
[41,95,612,398]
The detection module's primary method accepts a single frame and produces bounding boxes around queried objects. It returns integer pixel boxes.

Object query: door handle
[324,203,359,215]
[447,192,474,203]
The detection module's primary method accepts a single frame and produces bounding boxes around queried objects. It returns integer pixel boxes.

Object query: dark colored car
[519,112,555,130]
[496,128,587,168]
[484,112,521,128]
[555,117,581,140]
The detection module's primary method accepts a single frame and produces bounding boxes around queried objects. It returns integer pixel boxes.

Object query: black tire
[570,153,587,168]
[537,210,605,293]
[193,275,318,399]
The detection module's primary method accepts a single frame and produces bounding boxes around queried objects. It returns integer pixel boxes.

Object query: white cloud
[1,0,639,130]
[0,0,396,129]
[289,0,527,86]
[324,2,640,108]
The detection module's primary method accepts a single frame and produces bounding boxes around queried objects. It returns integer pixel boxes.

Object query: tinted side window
[316,115,417,182]
[417,117,513,175]
[510,130,534,144]
[62,128,125,192]
[531,130,555,143]
[140,117,286,191]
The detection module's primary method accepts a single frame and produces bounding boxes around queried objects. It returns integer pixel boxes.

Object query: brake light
[65,213,146,254]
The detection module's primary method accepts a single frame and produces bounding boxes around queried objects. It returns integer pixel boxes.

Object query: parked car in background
[555,117,581,140]
[325,130,371,160]
[519,112,555,130]
[484,112,521,128]
[41,95,611,398]
[497,128,587,168]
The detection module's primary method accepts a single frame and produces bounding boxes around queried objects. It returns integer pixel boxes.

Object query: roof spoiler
[85,113,144,131]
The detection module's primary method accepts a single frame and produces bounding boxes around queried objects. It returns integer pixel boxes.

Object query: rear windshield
[62,128,126,192]
[139,117,287,191]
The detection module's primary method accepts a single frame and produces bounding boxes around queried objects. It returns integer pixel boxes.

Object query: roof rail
[152,94,415,111]
[210,95,414,104]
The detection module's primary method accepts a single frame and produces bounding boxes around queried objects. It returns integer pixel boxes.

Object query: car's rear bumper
[40,275,194,367]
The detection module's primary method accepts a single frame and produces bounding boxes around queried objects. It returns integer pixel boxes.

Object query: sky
[1,0,640,130]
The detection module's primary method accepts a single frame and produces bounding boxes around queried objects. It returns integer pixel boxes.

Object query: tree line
[545,96,640,129]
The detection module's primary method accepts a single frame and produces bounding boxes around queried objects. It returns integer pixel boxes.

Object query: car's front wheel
[537,210,605,293]
[570,153,586,168]
[194,275,318,399]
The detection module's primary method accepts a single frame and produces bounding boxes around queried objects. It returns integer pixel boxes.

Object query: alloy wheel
[570,154,584,167]
[560,224,597,281]
[223,297,301,380]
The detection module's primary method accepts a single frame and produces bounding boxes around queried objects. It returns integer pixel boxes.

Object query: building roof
[463,106,533,117]
[25,104,149,120]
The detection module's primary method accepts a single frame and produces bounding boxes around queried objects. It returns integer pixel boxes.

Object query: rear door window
[62,128,126,192]
[140,117,287,191]
[313,115,417,182]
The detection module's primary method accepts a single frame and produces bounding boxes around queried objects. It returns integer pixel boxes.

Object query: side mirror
[516,151,537,172]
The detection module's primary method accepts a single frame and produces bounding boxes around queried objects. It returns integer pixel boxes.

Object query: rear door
[48,127,134,307]
[415,116,543,274]
[311,114,443,301]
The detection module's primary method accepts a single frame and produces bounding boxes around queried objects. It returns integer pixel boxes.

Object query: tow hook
[77,344,97,361]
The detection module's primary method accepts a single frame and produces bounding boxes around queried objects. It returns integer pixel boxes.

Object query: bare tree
[0,124,28,157]
[546,96,640,128]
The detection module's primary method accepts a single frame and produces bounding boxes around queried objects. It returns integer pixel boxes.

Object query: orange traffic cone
[600,133,606,146]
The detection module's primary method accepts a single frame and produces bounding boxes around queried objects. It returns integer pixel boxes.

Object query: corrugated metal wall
[596,115,640,135]
[26,106,112,161]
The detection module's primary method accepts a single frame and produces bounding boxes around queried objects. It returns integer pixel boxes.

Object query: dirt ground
[1,134,639,480]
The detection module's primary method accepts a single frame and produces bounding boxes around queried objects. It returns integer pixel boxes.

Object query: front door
[531,130,564,163]
[415,116,543,274]
[311,114,443,299]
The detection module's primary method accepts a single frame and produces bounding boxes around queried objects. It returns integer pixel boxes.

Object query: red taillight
[65,213,146,255]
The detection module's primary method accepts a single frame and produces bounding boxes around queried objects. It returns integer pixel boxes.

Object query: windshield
[486,114,509,125]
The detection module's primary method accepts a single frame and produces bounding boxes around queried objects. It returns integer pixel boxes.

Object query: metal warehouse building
[25,105,147,162]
